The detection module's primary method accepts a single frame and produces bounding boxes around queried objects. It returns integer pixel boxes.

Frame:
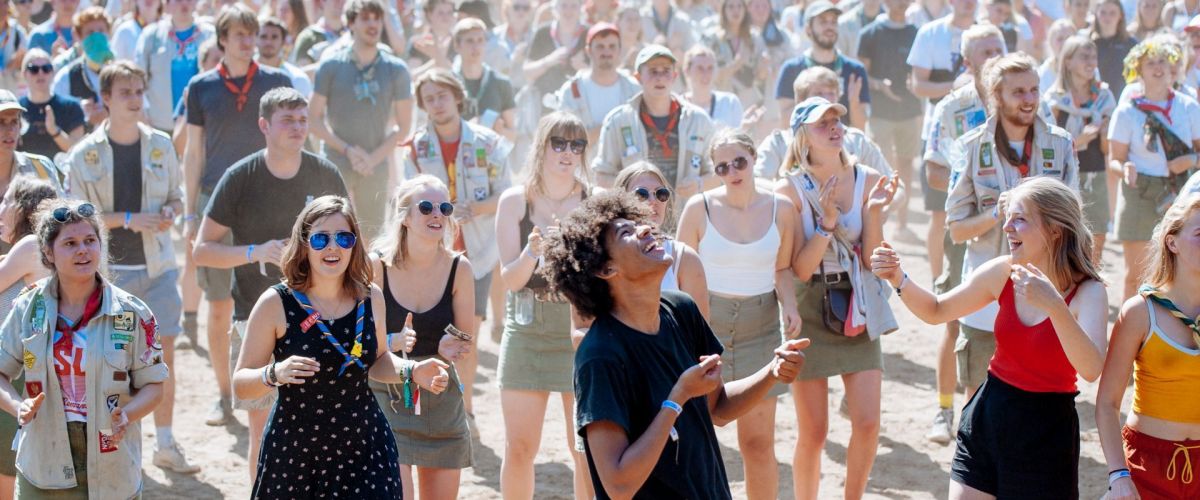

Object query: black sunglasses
[52,203,95,223]
[12,0,32,5]
[309,231,357,251]
[549,136,588,155]
[25,63,53,75]
[714,156,750,177]
[634,187,671,203]
[417,200,455,216]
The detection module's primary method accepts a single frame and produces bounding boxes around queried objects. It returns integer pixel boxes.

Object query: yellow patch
[84,150,99,166]
[150,148,163,162]
[113,311,135,332]
[23,350,35,370]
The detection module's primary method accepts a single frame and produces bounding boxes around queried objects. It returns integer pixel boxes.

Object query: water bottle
[514,289,535,326]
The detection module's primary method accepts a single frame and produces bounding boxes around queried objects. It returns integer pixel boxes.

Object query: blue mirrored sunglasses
[308,231,356,251]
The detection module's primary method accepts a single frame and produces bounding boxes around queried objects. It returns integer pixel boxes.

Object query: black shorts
[951,372,1080,499]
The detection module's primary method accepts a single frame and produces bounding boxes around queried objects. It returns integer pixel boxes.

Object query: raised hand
[1011,264,1064,313]
[870,241,904,286]
[672,354,723,402]
[866,175,899,213]
[818,175,842,225]
[772,338,811,383]
[413,358,450,394]
[525,226,544,258]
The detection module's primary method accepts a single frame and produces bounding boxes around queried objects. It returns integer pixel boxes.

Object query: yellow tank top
[1132,302,1200,423]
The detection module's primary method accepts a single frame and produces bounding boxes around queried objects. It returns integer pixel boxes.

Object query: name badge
[621,126,637,157]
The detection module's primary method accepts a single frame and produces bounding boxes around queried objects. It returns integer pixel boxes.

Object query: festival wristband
[895,272,909,295]
[661,400,682,415]
[124,212,132,229]
[247,244,255,263]
[1108,469,1131,488]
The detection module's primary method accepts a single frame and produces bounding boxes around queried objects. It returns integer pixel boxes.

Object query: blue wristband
[123,212,132,229]
[246,244,255,263]
[662,400,682,415]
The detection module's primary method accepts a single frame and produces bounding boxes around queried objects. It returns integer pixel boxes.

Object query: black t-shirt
[185,65,293,193]
[205,150,349,320]
[459,66,516,122]
[1095,35,1137,100]
[18,94,85,158]
[527,23,587,97]
[575,290,731,500]
[109,139,145,266]
[857,20,922,120]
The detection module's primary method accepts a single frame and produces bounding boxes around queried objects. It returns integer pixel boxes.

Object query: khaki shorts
[1115,175,1173,241]
[955,324,996,390]
[196,191,233,301]
[230,320,277,411]
[869,115,923,162]
[1080,171,1110,235]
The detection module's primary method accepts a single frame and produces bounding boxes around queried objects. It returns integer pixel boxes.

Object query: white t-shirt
[906,3,953,27]
[110,18,143,61]
[908,16,967,139]
[579,77,626,129]
[1107,90,1200,177]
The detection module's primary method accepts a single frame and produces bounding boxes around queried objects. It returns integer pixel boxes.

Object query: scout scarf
[639,98,681,158]
[1140,285,1200,348]
[292,290,367,376]
[218,60,258,112]
[994,121,1034,177]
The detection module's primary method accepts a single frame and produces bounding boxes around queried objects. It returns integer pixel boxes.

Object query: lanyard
[1140,285,1200,347]
[169,27,198,57]
[639,99,681,158]
[1134,90,1175,125]
[218,60,258,112]
[292,289,367,376]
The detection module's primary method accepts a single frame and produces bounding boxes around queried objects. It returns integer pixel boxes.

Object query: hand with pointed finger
[772,338,812,383]
[870,241,904,286]
[274,356,321,384]
[413,358,451,394]
[1010,264,1064,313]
[17,393,44,426]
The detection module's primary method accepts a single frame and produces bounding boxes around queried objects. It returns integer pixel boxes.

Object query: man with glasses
[402,68,512,425]
[193,87,347,479]
[310,0,413,237]
[594,44,716,205]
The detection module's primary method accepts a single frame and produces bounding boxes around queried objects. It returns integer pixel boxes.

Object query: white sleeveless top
[660,238,681,292]
[697,193,781,296]
[795,165,867,274]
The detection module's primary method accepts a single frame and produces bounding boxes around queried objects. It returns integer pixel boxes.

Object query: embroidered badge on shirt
[150,148,164,162]
[25,381,42,398]
[1041,148,1054,160]
[23,350,35,370]
[621,126,637,156]
[84,150,99,166]
[114,312,135,332]
[981,142,993,168]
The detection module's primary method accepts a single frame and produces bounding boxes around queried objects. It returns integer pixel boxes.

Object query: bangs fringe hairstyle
[540,191,652,319]
[718,0,752,43]
[1144,193,1200,288]
[371,175,459,267]
[523,111,592,195]
[1007,177,1103,286]
[1052,35,1098,94]
[7,176,58,242]
[280,196,372,299]
[34,198,107,271]
[614,161,675,228]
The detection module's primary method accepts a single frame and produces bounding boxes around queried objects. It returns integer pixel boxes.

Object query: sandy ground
[138,194,1128,499]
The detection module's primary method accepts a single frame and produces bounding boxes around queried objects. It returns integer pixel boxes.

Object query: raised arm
[871,248,1008,325]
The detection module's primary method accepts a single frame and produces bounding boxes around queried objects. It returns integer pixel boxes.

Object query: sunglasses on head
[549,136,587,155]
[308,231,357,251]
[634,187,671,203]
[714,156,750,177]
[417,200,454,216]
[25,63,53,74]
[52,203,95,223]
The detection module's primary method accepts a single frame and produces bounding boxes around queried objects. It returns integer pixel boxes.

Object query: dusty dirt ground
[139,194,1128,499]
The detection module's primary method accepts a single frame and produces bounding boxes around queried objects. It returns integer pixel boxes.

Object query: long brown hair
[1144,194,1200,288]
[279,196,372,299]
[523,111,592,195]
[1007,177,1103,286]
[1052,35,1098,95]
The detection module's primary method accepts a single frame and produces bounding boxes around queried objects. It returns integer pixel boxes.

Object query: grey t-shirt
[205,150,349,320]
[314,47,412,171]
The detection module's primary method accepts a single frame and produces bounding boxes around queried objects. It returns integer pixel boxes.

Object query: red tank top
[989,278,1082,393]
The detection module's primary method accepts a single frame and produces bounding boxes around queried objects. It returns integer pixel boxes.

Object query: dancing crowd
[0,0,1199,498]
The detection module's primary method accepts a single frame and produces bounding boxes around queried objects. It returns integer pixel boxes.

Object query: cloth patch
[114,312,135,332]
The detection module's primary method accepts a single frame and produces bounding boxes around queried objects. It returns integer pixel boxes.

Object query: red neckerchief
[995,123,1035,177]
[218,60,258,112]
[1015,131,1033,177]
[1133,89,1175,125]
[55,284,104,337]
[639,99,681,158]
[169,26,199,57]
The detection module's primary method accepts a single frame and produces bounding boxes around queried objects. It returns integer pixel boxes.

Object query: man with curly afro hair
[540,190,810,499]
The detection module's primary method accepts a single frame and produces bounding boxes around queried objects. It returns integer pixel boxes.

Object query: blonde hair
[981,52,1038,111]
[1123,35,1181,83]
[960,23,1005,57]
[523,111,592,195]
[1144,194,1200,288]
[707,128,758,163]
[1008,177,1103,286]
[279,196,372,299]
[1052,35,1098,94]
[682,45,716,72]
[614,161,676,227]
[792,66,839,101]
[779,117,854,178]
[372,175,459,267]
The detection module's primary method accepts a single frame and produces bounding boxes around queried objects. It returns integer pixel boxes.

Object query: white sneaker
[204,399,230,426]
[926,408,954,445]
[153,441,202,474]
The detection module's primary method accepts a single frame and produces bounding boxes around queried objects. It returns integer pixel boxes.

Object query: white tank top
[795,166,867,274]
[697,193,781,296]
[660,238,681,292]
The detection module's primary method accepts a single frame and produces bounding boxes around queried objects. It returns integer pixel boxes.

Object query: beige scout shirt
[12,152,66,194]
[0,277,168,498]
[925,84,987,168]
[66,123,184,280]
[594,94,715,188]
[402,119,513,279]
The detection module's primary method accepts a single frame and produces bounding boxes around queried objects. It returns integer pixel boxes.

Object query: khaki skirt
[370,359,472,469]
[794,278,883,380]
[1116,175,1173,241]
[497,292,574,393]
[708,292,787,398]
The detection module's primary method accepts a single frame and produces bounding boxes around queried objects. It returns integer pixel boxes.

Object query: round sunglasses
[309,231,357,251]
[714,156,750,177]
[549,136,588,155]
[52,203,96,223]
[634,187,671,203]
[417,200,454,216]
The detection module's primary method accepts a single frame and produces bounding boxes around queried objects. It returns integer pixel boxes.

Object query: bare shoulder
[1115,293,1151,332]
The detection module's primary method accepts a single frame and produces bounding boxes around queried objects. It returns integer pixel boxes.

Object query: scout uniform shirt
[403,119,513,279]
[0,277,168,498]
[594,93,715,194]
[66,123,184,280]
[946,114,1079,332]
[10,151,65,193]
[925,84,987,168]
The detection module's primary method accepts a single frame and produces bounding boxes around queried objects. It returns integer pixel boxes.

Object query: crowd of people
[0,0,1198,498]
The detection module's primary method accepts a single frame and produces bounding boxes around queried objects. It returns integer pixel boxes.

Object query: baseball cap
[0,90,26,114]
[790,97,847,133]
[587,22,620,46]
[805,0,842,21]
[634,44,677,71]
[1187,14,1200,32]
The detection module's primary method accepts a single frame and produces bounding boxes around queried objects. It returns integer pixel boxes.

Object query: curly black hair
[540,191,652,320]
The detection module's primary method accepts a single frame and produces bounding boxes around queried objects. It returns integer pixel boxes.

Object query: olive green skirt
[497,293,574,393]
[708,292,787,398]
[370,358,472,469]
[794,279,883,380]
